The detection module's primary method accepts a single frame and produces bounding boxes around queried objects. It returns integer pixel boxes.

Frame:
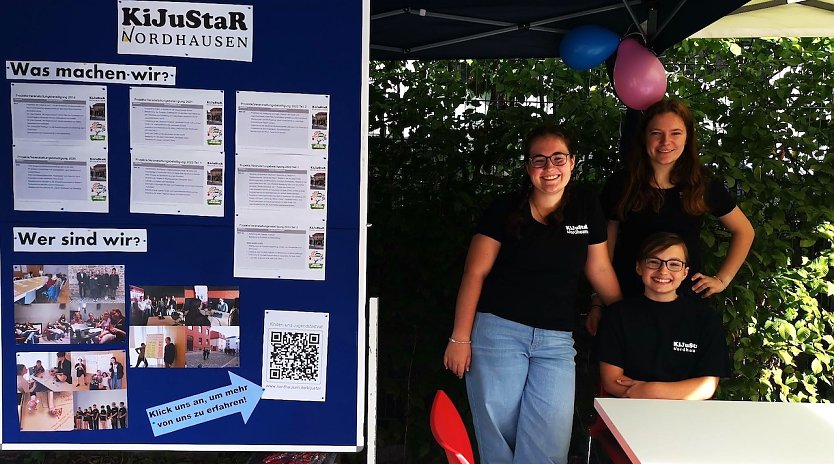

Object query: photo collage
[128,285,240,369]
[12,265,242,432]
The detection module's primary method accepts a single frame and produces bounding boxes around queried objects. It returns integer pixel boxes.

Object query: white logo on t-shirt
[673,341,698,353]
[565,224,589,235]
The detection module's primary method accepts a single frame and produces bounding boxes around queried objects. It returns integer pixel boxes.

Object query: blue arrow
[146,372,263,437]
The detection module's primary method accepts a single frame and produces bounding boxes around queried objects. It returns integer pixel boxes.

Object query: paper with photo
[233,218,326,280]
[13,147,108,213]
[130,87,224,152]
[261,310,329,402]
[236,91,329,155]
[11,82,108,148]
[235,152,327,216]
[130,149,224,216]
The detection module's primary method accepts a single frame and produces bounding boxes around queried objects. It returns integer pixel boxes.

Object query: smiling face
[637,244,689,302]
[526,135,575,196]
[644,112,687,170]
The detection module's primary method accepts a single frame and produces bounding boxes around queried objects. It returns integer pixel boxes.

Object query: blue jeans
[466,312,576,464]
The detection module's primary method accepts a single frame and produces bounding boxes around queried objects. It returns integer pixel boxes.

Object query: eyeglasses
[643,257,687,272]
[527,153,570,168]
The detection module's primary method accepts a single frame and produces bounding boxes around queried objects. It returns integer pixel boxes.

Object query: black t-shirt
[601,170,736,298]
[58,358,72,383]
[597,296,730,382]
[475,186,607,330]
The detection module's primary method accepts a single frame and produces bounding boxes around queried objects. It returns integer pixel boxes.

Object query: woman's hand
[443,342,471,379]
[690,273,728,298]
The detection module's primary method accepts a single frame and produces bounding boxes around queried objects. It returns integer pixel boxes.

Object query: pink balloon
[613,38,667,110]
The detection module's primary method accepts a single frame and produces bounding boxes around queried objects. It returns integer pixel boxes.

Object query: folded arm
[600,362,718,400]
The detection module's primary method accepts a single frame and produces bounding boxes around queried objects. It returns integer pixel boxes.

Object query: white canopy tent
[691,0,834,37]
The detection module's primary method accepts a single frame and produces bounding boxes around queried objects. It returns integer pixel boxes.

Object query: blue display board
[1,0,368,451]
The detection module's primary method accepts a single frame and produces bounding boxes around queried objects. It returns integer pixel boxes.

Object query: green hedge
[368,38,834,462]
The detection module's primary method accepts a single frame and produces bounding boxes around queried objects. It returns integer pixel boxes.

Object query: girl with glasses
[588,99,754,335]
[596,232,730,399]
[443,125,622,464]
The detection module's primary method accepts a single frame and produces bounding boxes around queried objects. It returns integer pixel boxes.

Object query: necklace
[531,200,547,221]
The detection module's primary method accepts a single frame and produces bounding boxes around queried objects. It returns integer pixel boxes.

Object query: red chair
[430,390,476,464]
[586,386,630,464]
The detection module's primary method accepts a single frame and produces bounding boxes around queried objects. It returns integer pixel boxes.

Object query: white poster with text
[130,87,224,151]
[233,219,326,280]
[7,61,176,85]
[236,91,329,155]
[118,1,253,62]
[11,82,108,148]
[130,150,225,217]
[13,147,109,213]
[235,153,327,217]
[14,228,148,252]
[261,310,329,402]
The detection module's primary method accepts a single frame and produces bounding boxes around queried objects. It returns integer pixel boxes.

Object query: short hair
[638,232,689,262]
[17,364,26,374]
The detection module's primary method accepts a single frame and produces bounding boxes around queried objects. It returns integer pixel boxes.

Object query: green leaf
[777,350,793,365]
[778,322,796,341]
[811,358,823,375]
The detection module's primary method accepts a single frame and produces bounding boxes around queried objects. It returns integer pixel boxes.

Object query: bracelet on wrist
[714,275,726,285]
[589,304,604,310]
[448,337,471,344]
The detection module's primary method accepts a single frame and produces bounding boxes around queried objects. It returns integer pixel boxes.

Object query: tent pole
[621,0,646,37]
[652,0,688,43]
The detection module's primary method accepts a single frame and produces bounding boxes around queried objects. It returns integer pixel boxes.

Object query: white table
[595,398,834,463]
[13,277,48,303]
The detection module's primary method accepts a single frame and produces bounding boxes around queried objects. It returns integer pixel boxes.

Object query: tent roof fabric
[370,0,748,60]
[691,0,834,38]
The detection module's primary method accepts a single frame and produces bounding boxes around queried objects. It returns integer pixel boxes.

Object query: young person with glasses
[597,232,730,399]
[443,125,622,464]
[587,98,754,335]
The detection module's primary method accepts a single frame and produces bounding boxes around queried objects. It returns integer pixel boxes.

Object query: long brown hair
[617,99,707,220]
[508,125,575,237]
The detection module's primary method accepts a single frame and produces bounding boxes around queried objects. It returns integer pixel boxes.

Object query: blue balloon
[560,25,620,71]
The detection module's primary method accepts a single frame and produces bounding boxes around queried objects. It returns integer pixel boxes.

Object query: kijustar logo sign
[118,1,253,62]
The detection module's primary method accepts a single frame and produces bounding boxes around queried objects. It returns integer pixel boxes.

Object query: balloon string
[620,0,646,40]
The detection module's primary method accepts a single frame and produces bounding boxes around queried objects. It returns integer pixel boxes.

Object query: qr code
[268,331,320,381]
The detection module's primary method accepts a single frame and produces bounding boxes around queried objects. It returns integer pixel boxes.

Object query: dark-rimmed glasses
[643,257,687,272]
[527,153,570,168]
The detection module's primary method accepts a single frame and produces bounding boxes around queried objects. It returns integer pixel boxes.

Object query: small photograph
[90,163,107,181]
[73,390,128,431]
[206,107,222,125]
[16,351,77,431]
[309,232,325,250]
[206,167,223,185]
[185,326,240,368]
[129,326,186,368]
[310,172,326,190]
[74,350,128,391]
[129,285,239,326]
[311,111,328,130]
[14,302,70,345]
[68,302,126,345]
[68,265,125,302]
[89,103,106,121]
[13,265,70,304]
